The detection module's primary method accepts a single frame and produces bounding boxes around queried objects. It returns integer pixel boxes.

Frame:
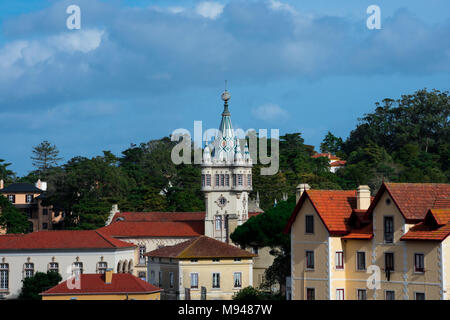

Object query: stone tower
[201,89,253,243]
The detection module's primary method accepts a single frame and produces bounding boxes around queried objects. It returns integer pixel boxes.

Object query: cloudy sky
[0,0,449,175]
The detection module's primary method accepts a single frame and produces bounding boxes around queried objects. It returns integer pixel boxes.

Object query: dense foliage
[18,271,62,300]
[0,194,29,233]
[232,286,283,300]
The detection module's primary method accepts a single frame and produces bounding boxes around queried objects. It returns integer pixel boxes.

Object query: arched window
[122,260,128,273]
[128,260,133,274]
[139,245,146,265]
[215,215,222,231]
[73,262,83,276]
[0,263,9,290]
[97,262,107,274]
[117,261,123,273]
[48,262,59,273]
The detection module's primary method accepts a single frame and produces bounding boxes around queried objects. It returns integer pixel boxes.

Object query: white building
[0,230,136,299]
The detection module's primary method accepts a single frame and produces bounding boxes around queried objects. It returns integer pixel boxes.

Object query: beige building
[285,182,450,300]
[0,180,62,232]
[145,236,255,300]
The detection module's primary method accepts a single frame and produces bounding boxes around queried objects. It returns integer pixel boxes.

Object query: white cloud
[168,6,186,14]
[51,29,104,54]
[195,2,224,19]
[251,103,289,122]
[269,0,296,14]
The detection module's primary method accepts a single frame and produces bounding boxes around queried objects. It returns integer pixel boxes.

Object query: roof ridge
[94,230,119,248]
[178,236,203,257]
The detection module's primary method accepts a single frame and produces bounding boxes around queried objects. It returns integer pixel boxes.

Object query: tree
[231,197,296,295]
[0,159,15,182]
[31,141,62,178]
[0,195,29,233]
[18,271,62,300]
[320,131,343,155]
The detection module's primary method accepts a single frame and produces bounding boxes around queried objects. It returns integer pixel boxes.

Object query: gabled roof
[98,221,204,238]
[367,183,450,222]
[0,183,42,194]
[40,273,161,296]
[311,153,340,160]
[401,209,450,241]
[284,189,358,235]
[0,230,135,251]
[145,236,255,259]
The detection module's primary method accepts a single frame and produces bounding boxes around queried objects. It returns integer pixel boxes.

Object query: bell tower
[201,88,253,243]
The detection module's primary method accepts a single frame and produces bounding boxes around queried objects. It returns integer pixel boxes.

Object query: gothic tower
[201,89,253,243]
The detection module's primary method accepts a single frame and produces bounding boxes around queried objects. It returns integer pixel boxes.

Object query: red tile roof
[111,211,205,223]
[40,273,161,296]
[401,209,450,241]
[311,153,340,160]
[341,224,373,240]
[0,230,135,251]
[98,221,204,238]
[145,236,256,259]
[368,183,450,222]
[330,160,347,167]
[284,189,359,235]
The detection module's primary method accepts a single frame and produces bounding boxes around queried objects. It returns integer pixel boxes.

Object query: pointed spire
[234,137,242,162]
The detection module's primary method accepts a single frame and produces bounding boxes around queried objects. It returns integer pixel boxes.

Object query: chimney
[105,268,113,284]
[35,179,41,189]
[357,185,371,210]
[296,184,311,203]
[0,179,3,190]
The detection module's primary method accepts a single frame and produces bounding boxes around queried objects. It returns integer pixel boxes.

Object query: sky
[0,0,449,176]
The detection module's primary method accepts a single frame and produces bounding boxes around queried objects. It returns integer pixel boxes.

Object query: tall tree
[31,141,62,178]
[320,131,343,155]
[18,271,62,300]
[0,159,15,182]
[0,195,29,233]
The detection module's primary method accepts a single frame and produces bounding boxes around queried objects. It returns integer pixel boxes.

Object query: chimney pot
[296,184,311,203]
[105,268,113,284]
[357,185,371,210]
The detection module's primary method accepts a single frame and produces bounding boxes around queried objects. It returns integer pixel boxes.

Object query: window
[252,247,259,255]
[26,194,33,203]
[237,174,243,186]
[385,252,394,272]
[150,271,155,284]
[42,223,48,229]
[206,174,211,186]
[190,273,199,289]
[357,289,367,300]
[190,259,198,263]
[385,290,395,300]
[335,251,344,270]
[139,245,146,265]
[201,174,205,187]
[415,292,425,300]
[24,263,34,278]
[212,258,220,262]
[49,262,59,273]
[234,258,241,262]
[384,216,394,243]
[0,263,8,290]
[73,262,83,276]
[357,252,366,271]
[414,253,424,273]
[215,216,222,231]
[43,209,48,216]
[220,174,225,186]
[306,251,314,270]
[234,272,242,288]
[138,272,146,281]
[232,174,236,186]
[97,262,107,274]
[215,174,220,186]
[305,215,314,234]
[158,271,162,286]
[169,272,174,288]
[306,288,315,300]
[225,174,230,186]
[212,273,220,288]
[336,289,344,300]
[247,175,251,186]
[7,195,15,203]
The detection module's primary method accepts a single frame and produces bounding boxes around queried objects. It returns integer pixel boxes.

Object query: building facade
[285,182,450,300]
[145,236,255,300]
[0,230,136,299]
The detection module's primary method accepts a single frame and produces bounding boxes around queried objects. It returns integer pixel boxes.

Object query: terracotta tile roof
[368,183,450,222]
[432,198,450,209]
[248,212,263,218]
[40,273,161,296]
[330,160,347,167]
[401,208,450,241]
[0,230,135,251]
[111,211,205,223]
[341,224,373,239]
[311,153,340,160]
[145,236,256,259]
[98,221,204,238]
[284,189,358,235]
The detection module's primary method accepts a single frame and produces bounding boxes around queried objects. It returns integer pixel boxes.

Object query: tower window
[215,216,222,230]
[201,174,205,187]
[215,174,220,187]
[220,174,225,186]
[238,174,243,186]
[206,174,211,186]
[247,175,251,186]
[225,174,230,186]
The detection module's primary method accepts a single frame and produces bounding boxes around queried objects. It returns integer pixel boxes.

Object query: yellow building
[285,182,450,300]
[41,269,161,300]
[145,235,255,300]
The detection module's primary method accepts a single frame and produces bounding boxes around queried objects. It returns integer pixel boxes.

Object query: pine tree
[30,141,62,178]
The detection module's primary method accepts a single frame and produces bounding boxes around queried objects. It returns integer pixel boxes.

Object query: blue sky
[0,0,449,176]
